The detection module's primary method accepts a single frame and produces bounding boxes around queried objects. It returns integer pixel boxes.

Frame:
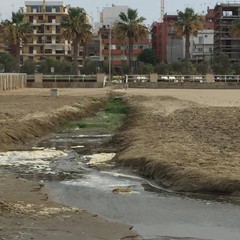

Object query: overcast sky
[1,0,217,24]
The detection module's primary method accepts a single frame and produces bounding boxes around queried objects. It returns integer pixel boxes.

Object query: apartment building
[22,1,73,62]
[190,8,214,62]
[94,5,128,33]
[214,3,240,61]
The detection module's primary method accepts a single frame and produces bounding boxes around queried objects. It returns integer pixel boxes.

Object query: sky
[1,0,218,24]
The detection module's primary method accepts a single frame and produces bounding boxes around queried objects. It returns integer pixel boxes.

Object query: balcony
[102,49,123,55]
[125,49,142,55]
[102,39,118,44]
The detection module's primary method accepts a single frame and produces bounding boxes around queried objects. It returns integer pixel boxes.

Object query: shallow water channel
[1,112,240,240]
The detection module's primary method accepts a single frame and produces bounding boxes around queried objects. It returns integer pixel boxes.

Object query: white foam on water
[0,149,68,172]
[62,171,144,193]
[71,145,84,149]
[86,153,116,165]
[76,134,113,138]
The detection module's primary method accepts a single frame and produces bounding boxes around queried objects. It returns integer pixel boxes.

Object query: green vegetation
[65,97,129,130]
[105,97,129,114]
[138,49,157,66]
[21,59,36,74]
[38,57,72,74]
[0,53,16,72]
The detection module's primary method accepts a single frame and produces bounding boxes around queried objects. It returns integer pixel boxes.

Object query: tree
[212,53,232,75]
[232,62,240,75]
[195,61,209,74]
[174,8,204,64]
[21,60,36,74]
[38,57,72,74]
[82,59,97,74]
[114,8,148,74]
[0,53,16,72]
[61,7,92,75]
[3,11,32,73]
[138,49,157,65]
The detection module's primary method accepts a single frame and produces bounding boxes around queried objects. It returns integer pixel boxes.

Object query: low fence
[27,74,105,88]
[25,73,240,89]
[110,75,150,83]
[128,82,240,89]
[0,73,27,90]
[158,75,206,83]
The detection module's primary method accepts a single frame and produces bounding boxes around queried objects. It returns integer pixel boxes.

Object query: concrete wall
[0,74,27,91]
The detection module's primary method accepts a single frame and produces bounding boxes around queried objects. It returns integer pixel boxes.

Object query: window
[29,47,33,54]
[46,36,52,43]
[48,16,55,23]
[29,16,33,23]
[38,37,42,43]
[199,36,203,44]
[56,37,61,44]
[45,49,52,54]
[56,50,64,54]
[31,6,42,13]
[46,6,60,13]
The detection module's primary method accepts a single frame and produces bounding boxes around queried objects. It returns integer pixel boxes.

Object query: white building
[190,29,214,63]
[94,4,128,32]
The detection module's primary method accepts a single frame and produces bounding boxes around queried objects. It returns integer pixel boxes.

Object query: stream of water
[0,127,240,240]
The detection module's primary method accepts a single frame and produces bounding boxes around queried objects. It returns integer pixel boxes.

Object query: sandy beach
[1,87,240,239]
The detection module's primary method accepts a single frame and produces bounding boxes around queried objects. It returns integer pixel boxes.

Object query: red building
[151,15,183,63]
[98,26,151,72]
[151,8,214,63]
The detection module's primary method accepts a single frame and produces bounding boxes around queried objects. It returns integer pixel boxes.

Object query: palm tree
[61,7,92,75]
[3,11,32,73]
[174,8,204,64]
[114,8,148,74]
[231,19,240,38]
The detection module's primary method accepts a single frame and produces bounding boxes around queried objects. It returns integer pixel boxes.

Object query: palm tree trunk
[185,33,190,63]
[72,40,79,75]
[128,37,134,74]
[185,33,190,74]
[15,44,21,73]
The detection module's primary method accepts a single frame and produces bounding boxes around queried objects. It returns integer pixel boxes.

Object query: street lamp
[169,30,176,63]
[108,25,112,82]
[171,36,174,63]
